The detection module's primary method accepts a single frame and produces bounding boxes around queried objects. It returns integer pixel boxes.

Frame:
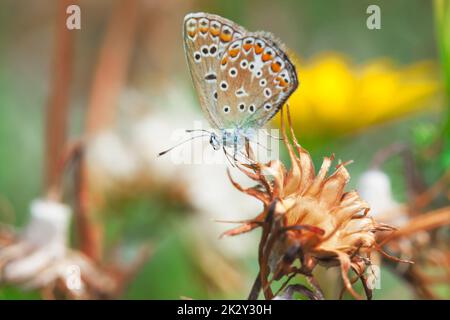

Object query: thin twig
[45,0,76,198]
[76,0,139,260]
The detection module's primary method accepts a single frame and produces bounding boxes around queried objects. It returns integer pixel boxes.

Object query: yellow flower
[278,53,440,138]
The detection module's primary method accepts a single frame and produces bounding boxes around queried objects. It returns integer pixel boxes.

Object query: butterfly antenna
[185,129,214,134]
[158,134,209,157]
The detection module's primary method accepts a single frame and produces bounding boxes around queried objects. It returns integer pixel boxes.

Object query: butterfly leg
[223,146,236,167]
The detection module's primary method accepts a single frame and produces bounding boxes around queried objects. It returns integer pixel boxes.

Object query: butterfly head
[209,132,221,150]
[208,127,255,151]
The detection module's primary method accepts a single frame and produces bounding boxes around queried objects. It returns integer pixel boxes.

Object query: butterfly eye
[229,67,238,78]
[240,60,248,69]
[220,81,229,91]
[238,103,245,112]
[223,105,231,113]
[193,51,201,63]
[264,88,272,98]
[248,104,255,113]
[264,103,272,110]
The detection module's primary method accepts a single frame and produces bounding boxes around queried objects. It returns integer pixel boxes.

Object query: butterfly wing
[214,32,299,129]
[183,13,246,129]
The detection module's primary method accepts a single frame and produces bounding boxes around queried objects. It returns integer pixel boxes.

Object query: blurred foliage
[434,0,450,170]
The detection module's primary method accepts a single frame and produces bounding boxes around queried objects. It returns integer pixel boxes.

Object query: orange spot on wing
[210,27,220,36]
[254,44,264,54]
[221,56,228,66]
[229,48,240,58]
[243,43,253,51]
[271,62,282,73]
[188,30,196,38]
[220,32,232,42]
[279,79,287,87]
[262,53,273,62]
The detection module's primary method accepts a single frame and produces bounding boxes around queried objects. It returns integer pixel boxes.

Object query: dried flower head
[223,109,396,300]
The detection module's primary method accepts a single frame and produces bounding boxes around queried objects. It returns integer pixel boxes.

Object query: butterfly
[159,12,298,161]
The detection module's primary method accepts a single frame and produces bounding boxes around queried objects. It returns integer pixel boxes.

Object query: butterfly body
[181,12,299,159]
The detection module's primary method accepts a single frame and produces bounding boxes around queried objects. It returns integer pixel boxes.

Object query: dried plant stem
[247,272,262,300]
[413,170,450,209]
[259,202,276,300]
[383,206,450,243]
[45,0,76,198]
[76,0,139,260]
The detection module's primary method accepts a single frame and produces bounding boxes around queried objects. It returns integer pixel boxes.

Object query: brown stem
[259,201,277,300]
[76,0,139,260]
[247,271,262,300]
[45,0,76,198]
[382,206,450,243]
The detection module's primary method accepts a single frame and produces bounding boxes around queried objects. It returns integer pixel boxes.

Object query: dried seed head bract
[358,149,450,299]
[223,107,402,300]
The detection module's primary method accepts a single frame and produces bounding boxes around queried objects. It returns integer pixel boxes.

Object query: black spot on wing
[205,73,217,81]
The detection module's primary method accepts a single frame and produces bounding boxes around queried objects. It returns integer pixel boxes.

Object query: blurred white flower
[0,199,115,298]
[357,169,409,227]
[87,131,139,187]
[357,169,428,265]
[1,199,71,282]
